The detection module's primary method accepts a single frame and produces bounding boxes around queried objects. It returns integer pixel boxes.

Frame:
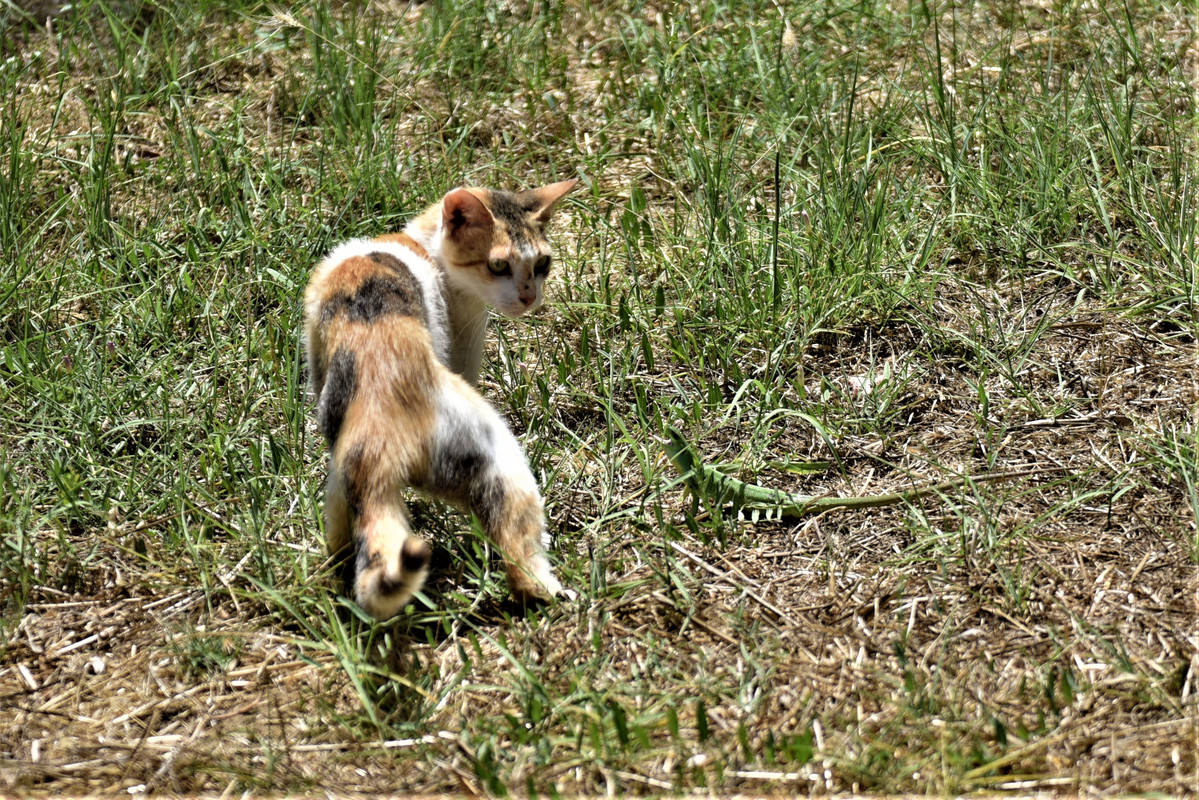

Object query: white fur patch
[432,377,541,491]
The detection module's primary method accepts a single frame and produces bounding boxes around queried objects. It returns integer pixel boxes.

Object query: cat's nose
[518,288,537,306]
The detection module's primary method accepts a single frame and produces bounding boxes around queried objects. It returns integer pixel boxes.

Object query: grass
[0,0,1196,795]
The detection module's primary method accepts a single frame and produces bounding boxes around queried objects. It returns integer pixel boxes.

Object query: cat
[303,179,577,619]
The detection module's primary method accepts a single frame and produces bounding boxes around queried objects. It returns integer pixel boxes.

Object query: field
[1,0,1197,795]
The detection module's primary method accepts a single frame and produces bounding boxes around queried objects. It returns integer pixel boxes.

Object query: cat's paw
[508,557,573,605]
[511,583,576,608]
[355,537,431,620]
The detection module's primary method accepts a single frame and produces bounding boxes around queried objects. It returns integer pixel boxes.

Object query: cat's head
[438,179,577,318]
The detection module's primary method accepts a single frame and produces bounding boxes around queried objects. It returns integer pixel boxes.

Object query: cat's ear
[522,178,578,226]
[442,188,495,248]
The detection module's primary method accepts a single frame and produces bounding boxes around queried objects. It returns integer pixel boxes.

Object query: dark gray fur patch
[368,250,415,277]
[470,479,507,532]
[430,423,507,529]
[321,254,425,325]
[353,544,377,591]
[377,572,404,596]
[401,539,431,572]
[431,423,491,489]
[487,191,538,248]
[487,190,537,221]
[317,349,356,446]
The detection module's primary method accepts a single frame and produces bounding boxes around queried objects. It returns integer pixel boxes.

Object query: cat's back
[305,235,449,337]
[304,234,451,365]
[302,234,449,509]
[303,235,456,448]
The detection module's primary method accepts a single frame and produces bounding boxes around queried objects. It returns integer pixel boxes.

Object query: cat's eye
[487,259,511,276]
[533,255,552,276]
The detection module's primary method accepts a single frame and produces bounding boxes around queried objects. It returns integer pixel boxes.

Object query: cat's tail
[352,509,431,620]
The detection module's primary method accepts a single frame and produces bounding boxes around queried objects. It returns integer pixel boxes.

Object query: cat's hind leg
[351,500,431,619]
[324,462,352,582]
[335,441,432,619]
[426,378,567,604]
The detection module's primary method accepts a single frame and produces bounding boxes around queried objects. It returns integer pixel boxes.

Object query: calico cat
[303,179,576,619]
